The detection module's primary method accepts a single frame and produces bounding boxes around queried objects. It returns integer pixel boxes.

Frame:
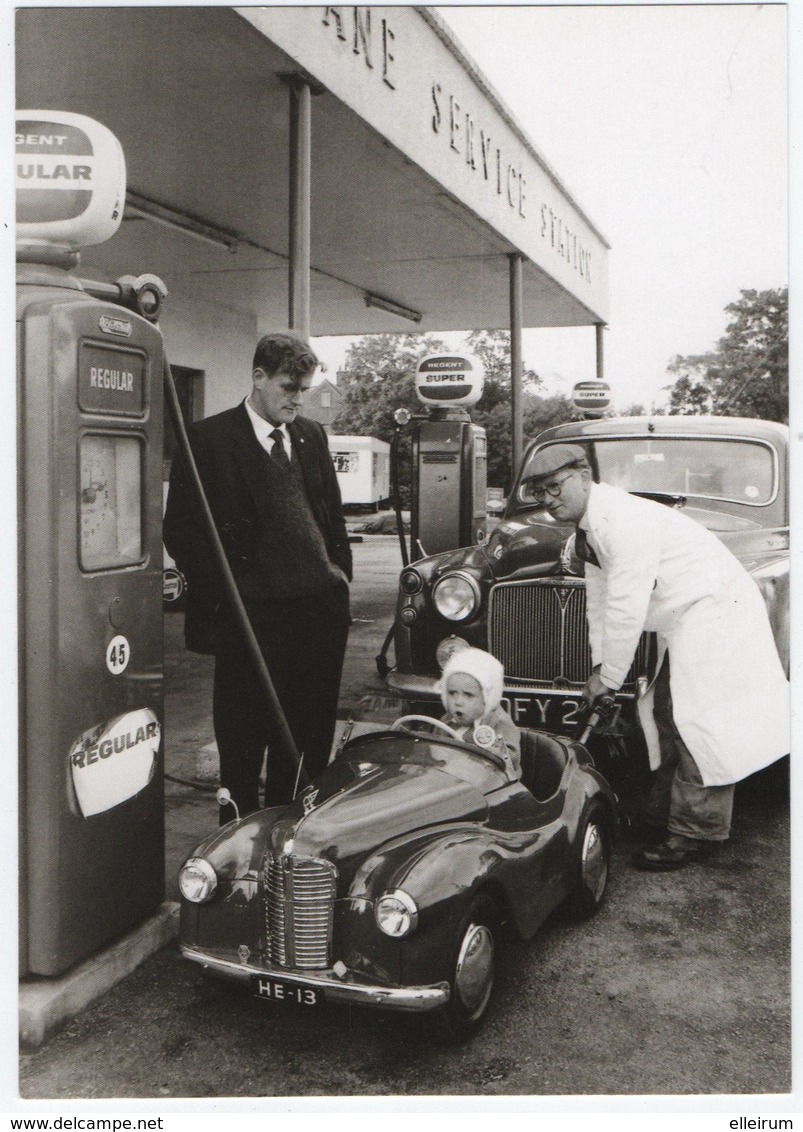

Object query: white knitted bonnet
[438,647,504,715]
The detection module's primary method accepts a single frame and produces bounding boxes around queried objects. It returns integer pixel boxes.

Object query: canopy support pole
[508,252,524,479]
[286,75,312,340]
[596,322,605,380]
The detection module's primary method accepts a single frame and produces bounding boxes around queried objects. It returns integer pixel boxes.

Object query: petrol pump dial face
[81,460,115,552]
[79,435,142,570]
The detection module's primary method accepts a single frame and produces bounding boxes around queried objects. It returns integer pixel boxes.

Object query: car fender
[350,819,560,945]
[751,557,789,676]
[188,807,288,882]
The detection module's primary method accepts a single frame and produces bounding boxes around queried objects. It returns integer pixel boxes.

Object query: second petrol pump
[407,353,487,559]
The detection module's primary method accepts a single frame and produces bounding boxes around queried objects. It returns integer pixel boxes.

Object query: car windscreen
[520,437,777,508]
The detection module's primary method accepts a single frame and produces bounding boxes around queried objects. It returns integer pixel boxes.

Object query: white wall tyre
[436,894,499,1041]
[568,803,611,918]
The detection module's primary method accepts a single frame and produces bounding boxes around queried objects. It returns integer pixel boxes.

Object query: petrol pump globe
[571,380,611,417]
[16,109,126,251]
[414,353,485,409]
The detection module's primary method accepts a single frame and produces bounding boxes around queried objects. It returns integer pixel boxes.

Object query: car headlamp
[178,857,218,904]
[432,572,480,621]
[399,568,423,596]
[375,889,419,938]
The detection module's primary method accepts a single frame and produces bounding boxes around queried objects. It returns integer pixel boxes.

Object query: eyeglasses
[529,468,578,502]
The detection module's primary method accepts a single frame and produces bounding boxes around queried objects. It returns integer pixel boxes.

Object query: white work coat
[580,481,789,786]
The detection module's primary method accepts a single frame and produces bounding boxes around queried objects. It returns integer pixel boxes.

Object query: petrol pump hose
[161,357,308,793]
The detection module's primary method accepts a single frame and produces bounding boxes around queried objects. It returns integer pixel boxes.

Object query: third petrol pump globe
[571,380,611,417]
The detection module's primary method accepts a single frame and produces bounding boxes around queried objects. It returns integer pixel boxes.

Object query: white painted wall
[157,290,257,419]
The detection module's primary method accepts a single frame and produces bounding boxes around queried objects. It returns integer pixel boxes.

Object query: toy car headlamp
[375,890,419,938]
[179,857,218,904]
[432,572,480,621]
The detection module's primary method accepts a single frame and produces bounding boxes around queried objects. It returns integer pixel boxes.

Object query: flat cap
[524,443,588,483]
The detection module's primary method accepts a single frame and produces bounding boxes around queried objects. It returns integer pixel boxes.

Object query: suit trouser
[212,588,349,821]
[646,657,734,842]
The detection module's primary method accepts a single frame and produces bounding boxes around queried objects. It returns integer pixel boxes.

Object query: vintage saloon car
[386,416,789,749]
[178,716,617,1037]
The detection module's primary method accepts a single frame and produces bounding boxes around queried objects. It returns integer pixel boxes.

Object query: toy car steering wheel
[391,715,508,771]
[392,715,463,740]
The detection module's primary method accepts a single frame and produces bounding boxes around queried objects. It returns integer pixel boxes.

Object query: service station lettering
[320,7,592,285]
[322,7,397,89]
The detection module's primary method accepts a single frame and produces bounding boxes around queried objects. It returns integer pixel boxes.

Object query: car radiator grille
[488,578,654,690]
[263,854,337,970]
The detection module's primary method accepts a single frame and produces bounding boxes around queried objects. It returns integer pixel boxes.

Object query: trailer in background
[329,434,391,510]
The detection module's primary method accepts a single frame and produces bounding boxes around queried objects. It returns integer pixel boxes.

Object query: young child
[437,646,521,781]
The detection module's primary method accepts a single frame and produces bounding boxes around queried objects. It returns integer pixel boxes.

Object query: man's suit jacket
[164,404,352,653]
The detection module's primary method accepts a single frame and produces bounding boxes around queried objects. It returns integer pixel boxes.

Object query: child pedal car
[178,694,618,1038]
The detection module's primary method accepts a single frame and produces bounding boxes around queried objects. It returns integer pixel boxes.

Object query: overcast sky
[316,3,788,413]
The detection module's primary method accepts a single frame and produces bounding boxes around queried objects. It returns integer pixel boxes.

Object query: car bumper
[180,945,450,1012]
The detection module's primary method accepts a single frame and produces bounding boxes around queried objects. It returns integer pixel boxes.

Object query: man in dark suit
[164,332,351,821]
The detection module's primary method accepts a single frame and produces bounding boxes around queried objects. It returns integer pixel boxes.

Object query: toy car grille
[263,854,337,970]
[488,578,654,690]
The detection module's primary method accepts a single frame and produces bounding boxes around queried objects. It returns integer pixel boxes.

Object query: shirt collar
[577,480,599,531]
[244,396,290,447]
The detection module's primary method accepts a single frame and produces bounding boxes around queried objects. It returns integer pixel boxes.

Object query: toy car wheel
[437,894,499,1040]
[567,803,611,918]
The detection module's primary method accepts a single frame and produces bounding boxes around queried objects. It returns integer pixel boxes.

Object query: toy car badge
[301,788,319,814]
[472,724,497,749]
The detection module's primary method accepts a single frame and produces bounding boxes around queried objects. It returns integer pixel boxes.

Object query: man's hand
[582,670,609,706]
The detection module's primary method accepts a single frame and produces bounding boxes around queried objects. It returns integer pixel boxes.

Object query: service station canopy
[16,6,610,335]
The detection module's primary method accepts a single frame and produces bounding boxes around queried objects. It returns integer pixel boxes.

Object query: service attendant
[524,444,790,870]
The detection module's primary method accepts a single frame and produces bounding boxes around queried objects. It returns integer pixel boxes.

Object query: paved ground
[18,530,792,1099]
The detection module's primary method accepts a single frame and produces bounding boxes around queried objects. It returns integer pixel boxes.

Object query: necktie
[574,526,600,568]
[270,428,289,468]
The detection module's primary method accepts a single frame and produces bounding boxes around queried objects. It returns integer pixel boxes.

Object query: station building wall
[157,290,257,420]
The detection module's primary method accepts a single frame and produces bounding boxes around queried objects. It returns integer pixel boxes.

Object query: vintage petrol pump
[408,354,486,559]
[17,111,166,976]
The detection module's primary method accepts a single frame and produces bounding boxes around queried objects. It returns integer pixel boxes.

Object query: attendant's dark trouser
[213,588,349,822]
[646,657,734,842]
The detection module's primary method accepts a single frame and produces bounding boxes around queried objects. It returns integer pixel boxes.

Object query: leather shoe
[633,835,713,871]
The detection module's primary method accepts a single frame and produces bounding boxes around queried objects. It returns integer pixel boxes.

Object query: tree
[331,333,449,505]
[464,331,577,490]
[331,332,449,441]
[464,330,543,489]
[664,288,788,423]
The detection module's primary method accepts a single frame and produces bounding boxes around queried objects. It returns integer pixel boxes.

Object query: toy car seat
[519,730,569,800]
